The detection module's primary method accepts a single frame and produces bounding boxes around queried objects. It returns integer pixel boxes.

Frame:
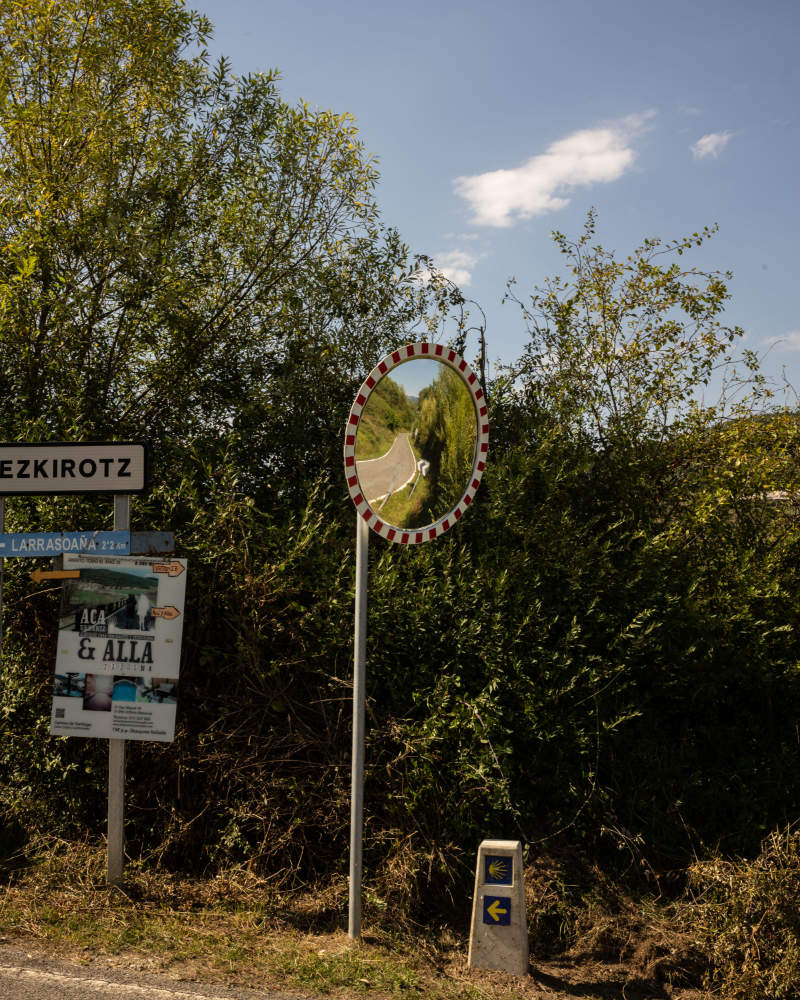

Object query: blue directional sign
[483,895,511,925]
[0,531,131,557]
[485,855,513,885]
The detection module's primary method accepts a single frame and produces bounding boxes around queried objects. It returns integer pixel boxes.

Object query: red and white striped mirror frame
[343,342,489,544]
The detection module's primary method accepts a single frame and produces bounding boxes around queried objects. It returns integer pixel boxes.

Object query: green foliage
[415,364,476,516]
[0,2,798,941]
[355,376,416,460]
[503,209,761,453]
[480,213,800,866]
[0,0,451,504]
[3,202,798,911]
[0,0,456,886]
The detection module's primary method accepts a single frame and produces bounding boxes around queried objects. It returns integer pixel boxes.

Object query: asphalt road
[356,433,416,503]
[0,945,304,1000]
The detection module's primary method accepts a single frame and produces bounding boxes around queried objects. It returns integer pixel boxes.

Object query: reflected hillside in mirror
[355,358,477,530]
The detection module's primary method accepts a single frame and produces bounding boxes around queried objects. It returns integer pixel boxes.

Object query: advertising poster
[50,555,187,742]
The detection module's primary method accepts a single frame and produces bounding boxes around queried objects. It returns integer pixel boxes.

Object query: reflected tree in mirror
[355,359,477,530]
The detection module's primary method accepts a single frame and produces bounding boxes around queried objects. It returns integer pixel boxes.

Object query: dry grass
[0,835,524,998]
[687,825,800,999]
[522,846,708,995]
[0,834,719,999]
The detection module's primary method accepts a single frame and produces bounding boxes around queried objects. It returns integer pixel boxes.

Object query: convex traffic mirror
[344,343,489,543]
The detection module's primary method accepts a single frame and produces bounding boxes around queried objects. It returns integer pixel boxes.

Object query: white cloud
[453,111,656,228]
[765,330,800,351]
[434,249,483,286]
[691,130,735,160]
[412,247,486,288]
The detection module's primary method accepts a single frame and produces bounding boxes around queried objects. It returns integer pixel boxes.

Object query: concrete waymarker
[468,839,528,976]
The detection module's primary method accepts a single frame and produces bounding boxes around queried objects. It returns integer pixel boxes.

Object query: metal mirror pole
[348,515,369,939]
[107,493,129,885]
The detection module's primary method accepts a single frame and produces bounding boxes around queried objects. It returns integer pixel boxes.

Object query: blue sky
[196,0,799,403]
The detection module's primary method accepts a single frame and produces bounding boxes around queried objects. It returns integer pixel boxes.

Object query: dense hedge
[1,407,798,922]
[1,0,798,925]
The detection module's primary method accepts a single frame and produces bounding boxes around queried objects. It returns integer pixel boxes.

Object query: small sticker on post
[483,895,511,925]
[485,855,513,885]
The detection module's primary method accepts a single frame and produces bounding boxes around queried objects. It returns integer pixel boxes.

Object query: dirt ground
[0,932,709,1000]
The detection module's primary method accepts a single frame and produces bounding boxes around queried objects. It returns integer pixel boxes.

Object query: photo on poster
[53,673,85,697]
[59,564,159,636]
[83,673,113,711]
[112,675,177,705]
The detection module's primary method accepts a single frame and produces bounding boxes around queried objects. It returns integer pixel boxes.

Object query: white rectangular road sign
[50,554,187,742]
[0,442,147,495]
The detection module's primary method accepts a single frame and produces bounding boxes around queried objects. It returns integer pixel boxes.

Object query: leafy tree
[502,209,763,452]
[0,0,449,500]
[0,0,459,882]
[469,214,800,863]
[354,374,415,460]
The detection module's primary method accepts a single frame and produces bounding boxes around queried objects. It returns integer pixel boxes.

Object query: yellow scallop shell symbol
[488,858,509,880]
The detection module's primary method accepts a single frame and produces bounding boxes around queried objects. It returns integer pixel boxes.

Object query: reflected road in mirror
[355,358,477,530]
[356,433,417,504]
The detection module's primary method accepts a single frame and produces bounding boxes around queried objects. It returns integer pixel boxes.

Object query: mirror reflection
[355,358,477,530]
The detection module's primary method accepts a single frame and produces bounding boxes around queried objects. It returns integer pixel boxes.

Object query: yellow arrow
[486,899,508,922]
[29,568,80,585]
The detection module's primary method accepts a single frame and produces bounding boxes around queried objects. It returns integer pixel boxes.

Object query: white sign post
[50,552,185,885]
[52,545,187,883]
[343,343,489,938]
[0,441,164,886]
[468,839,528,976]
